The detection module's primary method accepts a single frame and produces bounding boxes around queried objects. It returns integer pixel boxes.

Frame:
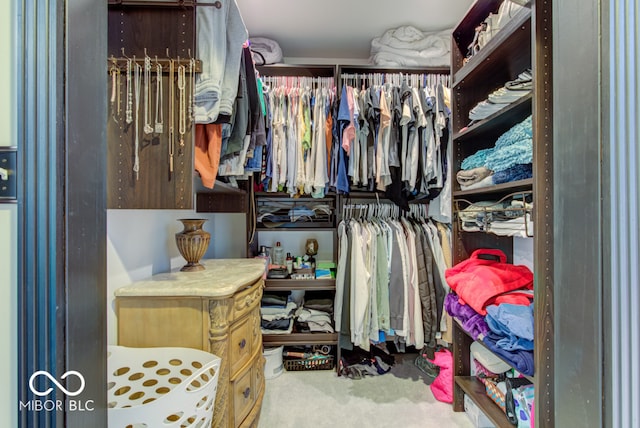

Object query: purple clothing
[445,293,490,340]
[483,332,534,376]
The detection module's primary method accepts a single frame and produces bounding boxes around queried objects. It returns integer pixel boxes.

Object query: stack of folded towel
[249,37,283,65]
[370,26,451,67]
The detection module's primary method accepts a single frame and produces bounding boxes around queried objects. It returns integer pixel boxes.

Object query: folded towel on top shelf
[370,26,451,67]
[249,37,283,65]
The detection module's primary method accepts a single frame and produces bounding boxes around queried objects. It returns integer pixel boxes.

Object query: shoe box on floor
[464,394,496,428]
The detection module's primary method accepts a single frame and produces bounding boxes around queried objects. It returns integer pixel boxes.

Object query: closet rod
[108,0,195,7]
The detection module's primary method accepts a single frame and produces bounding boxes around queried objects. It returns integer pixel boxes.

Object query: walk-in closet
[11,0,627,427]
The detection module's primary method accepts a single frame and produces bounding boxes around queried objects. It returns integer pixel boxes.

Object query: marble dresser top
[114,258,266,298]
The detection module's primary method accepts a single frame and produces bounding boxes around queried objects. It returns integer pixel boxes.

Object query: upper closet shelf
[452,7,531,89]
[454,94,532,142]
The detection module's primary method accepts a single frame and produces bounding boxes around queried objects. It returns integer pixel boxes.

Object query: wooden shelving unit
[449,1,547,424]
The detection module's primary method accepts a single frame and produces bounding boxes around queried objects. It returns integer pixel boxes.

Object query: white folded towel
[370,26,451,67]
[249,37,283,65]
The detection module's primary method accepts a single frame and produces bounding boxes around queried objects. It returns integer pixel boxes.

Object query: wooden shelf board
[256,64,336,77]
[454,179,533,197]
[453,94,532,142]
[264,278,336,291]
[338,64,450,74]
[255,192,336,201]
[453,8,532,88]
[257,224,335,231]
[262,332,338,346]
[455,376,513,428]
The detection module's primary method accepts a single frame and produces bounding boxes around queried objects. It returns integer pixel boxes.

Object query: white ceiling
[236,0,474,61]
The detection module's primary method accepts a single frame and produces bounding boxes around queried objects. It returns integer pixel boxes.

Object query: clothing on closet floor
[338,345,395,379]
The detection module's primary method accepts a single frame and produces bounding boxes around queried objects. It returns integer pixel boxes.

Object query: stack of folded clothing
[295,298,334,333]
[456,115,533,190]
[445,295,535,376]
[261,294,297,334]
[444,249,535,376]
[482,303,534,376]
[257,202,332,226]
[459,198,533,237]
[444,293,490,340]
[468,70,532,121]
[369,26,451,67]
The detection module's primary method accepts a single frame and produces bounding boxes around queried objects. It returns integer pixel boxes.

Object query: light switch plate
[0,147,17,202]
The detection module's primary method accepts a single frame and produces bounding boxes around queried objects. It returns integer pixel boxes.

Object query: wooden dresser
[115,259,265,428]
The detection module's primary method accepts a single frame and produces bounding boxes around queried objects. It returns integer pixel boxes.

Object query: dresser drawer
[231,279,262,323]
[229,315,253,376]
[231,364,254,427]
[232,354,265,428]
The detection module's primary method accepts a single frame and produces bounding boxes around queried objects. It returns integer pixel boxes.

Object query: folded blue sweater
[461,116,533,172]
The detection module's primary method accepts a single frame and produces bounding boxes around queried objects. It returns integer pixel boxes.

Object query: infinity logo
[29,371,86,397]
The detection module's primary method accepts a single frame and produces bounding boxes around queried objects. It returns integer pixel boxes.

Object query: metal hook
[121,47,131,60]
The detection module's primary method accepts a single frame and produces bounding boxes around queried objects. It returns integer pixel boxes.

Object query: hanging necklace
[109,64,120,123]
[177,64,186,155]
[125,58,133,124]
[154,62,163,133]
[133,63,142,180]
[188,58,195,125]
[168,59,175,173]
[143,55,153,134]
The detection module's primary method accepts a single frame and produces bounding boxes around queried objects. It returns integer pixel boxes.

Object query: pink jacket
[445,249,533,315]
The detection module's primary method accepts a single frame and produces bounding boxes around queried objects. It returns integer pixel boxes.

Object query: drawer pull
[239,338,247,349]
[243,387,251,399]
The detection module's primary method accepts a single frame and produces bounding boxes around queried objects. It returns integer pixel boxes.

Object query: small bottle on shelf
[272,241,284,267]
[285,252,293,274]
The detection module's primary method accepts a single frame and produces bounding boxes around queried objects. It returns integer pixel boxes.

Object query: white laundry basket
[108,346,221,428]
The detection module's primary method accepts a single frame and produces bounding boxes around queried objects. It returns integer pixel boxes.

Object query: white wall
[513,236,534,271]
[107,209,246,344]
[0,0,16,426]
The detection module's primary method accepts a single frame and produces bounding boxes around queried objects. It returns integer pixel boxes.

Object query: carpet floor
[257,353,475,428]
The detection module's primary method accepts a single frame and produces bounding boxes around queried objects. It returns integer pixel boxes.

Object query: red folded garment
[445,249,533,315]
